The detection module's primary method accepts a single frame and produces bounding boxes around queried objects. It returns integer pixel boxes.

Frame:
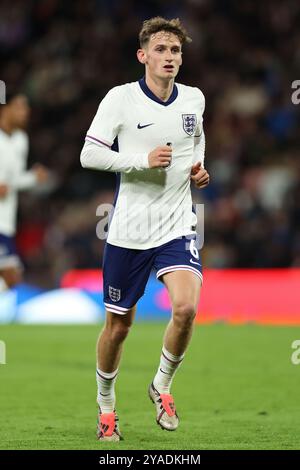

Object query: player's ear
[137,49,147,65]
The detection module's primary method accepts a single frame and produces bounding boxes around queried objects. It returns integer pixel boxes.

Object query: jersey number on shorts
[189,239,199,259]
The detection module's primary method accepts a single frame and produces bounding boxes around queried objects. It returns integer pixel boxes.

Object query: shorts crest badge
[182,114,197,136]
[109,286,121,302]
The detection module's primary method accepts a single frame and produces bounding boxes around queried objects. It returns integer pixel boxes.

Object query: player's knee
[173,303,196,330]
[109,322,131,343]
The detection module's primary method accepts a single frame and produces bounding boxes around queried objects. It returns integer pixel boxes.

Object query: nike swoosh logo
[137,123,154,129]
[190,258,201,266]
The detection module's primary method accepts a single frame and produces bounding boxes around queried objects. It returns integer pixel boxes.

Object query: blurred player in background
[80,17,209,441]
[0,93,49,294]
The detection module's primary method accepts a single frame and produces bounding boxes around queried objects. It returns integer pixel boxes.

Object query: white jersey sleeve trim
[85,135,112,148]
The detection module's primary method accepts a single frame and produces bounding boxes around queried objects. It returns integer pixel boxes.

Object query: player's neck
[145,75,175,102]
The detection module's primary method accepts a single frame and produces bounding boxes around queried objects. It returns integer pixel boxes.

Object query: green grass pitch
[0,322,299,450]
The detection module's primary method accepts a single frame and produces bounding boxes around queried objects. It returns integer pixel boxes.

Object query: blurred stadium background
[0,0,300,448]
[0,0,299,323]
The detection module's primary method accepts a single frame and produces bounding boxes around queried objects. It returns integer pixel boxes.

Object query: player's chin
[161,68,178,78]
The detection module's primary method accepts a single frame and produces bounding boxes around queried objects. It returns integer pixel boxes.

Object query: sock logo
[160,368,170,375]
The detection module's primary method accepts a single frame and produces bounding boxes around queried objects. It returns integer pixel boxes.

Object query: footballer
[80,17,210,441]
[0,93,49,293]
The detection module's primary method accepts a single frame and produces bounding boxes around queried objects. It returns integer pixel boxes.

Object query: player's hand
[148,146,172,168]
[190,162,210,189]
[0,183,9,198]
[32,164,50,183]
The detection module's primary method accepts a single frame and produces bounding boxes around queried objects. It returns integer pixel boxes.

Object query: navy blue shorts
[103,235,202,315]
[0,234,21,270]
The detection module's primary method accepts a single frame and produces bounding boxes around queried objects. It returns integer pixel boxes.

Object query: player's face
[143,32,182,81]
[8,95,30,129]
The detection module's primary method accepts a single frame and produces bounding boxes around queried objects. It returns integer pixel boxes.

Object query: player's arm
[0,173,36,194]
[190,90,210,189]
[80,86,148,173]
[80,86,171,173]
[190,129,210,189]
[80,140,149,173]
[0,156,38,194]
[11,164,49,190]
[3,132,49,191]
[80,141,171,172]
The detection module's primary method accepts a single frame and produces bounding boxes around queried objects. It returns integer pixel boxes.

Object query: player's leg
[154,236,202,384]
[0,267,22,318]
[149,236,202,430]
[96,306,136,409]
[0,243,23,316]
[96,242,153,440]
[162,269,200,355]
[96,306,136,441]
[149,270,201,430]
[159,269,201,377]
[97,306,136,372]
[0,235,23,290]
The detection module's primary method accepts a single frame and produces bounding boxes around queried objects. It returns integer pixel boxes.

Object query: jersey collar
[138,77,178,106]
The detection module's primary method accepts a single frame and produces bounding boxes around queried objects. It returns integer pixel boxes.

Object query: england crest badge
[109,286,121,302]
[182,114,197,136]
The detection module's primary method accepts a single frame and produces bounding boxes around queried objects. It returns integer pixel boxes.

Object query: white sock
[96,368,118,414]
[153,346,185,394]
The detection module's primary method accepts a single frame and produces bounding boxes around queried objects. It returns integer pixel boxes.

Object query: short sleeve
[86,86,123,147]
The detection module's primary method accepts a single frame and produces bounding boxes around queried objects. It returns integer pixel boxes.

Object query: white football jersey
[0,129,36,236]
[86,78,205,249]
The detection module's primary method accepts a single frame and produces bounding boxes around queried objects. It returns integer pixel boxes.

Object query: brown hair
[139,17,192,48]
